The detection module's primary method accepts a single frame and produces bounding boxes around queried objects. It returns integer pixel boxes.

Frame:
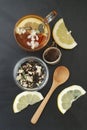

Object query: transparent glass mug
[14,10,57,51]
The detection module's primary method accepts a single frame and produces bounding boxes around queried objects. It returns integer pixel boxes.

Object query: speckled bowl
[13,56,49,91]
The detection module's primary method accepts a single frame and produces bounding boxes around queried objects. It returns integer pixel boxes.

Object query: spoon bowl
[53,66,69,85]
[31,66,70,124]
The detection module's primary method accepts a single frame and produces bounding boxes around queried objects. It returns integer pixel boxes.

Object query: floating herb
[38,24,45,33]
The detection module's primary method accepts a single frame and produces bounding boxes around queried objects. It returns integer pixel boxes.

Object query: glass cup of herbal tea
[14,10,57,51]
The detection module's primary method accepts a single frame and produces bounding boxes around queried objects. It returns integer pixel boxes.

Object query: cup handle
[44,10,57,24]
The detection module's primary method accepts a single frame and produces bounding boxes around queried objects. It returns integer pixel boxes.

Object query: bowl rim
[13,56,49,91]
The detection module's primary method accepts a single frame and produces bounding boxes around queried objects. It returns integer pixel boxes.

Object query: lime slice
[57,85,86,114]
[53,18,77,49]
[13,91,44,113]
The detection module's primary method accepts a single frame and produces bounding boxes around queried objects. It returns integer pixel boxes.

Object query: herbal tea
[14,15,51,51]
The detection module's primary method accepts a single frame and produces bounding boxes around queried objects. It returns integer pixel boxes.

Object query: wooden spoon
[31,66,70,124]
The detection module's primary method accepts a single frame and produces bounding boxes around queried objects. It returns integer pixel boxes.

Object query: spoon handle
[30,86,55,124]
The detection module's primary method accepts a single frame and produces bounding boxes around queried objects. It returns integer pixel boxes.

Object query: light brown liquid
[14,15,51,51]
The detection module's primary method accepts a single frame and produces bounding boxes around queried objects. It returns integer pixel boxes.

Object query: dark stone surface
[0,0,87,129]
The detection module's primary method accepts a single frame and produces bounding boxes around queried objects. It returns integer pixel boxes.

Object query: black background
[0,0,87,130]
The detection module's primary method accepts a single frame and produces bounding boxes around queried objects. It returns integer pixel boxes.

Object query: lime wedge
[53,18,77,49]
[57,85,86,114]
[13,91,44,113]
